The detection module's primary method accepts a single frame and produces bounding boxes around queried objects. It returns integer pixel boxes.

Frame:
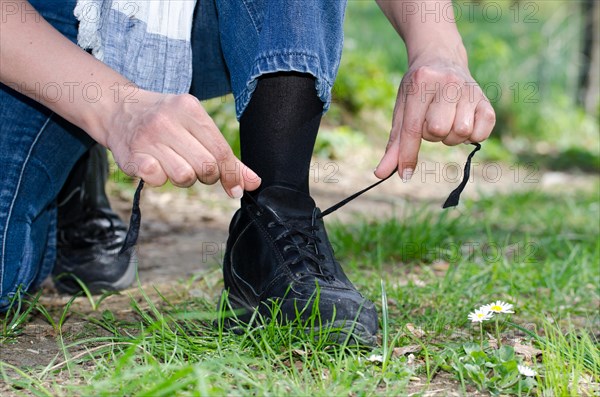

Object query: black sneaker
[221,185,378,346]
[52,144,137,294]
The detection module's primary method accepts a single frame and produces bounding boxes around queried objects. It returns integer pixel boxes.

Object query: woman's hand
[1,1,260,198]
[104,89,261,197]
[374,54,496,181]
[374,0,496,181]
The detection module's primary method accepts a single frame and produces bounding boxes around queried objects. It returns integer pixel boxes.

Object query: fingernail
[231,185,243,199]
[402,168,414,183]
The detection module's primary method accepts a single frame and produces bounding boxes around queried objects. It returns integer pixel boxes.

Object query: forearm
[0,0,131,145]
[0,1,262,192]
[375,0,468,66]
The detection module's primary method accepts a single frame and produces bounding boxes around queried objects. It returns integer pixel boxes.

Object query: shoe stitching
[246,204,287,264]
[228,219,262,300]
[229,209,292,299]
[230,263,261,302]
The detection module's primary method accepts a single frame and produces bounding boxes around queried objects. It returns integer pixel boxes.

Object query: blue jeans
[0,0,347,310]
[193,0,347,118]
[0,0,94,310]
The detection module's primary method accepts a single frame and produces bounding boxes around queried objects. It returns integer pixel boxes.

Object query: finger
[471,99,496,142]
[180,107,250,197]
[442,93,476,146]
[374,124,402,179]
[396,82,433,180]
[138,127,221,187]
[129,153,168,187]
[192,128,261,196]
[163,130,222,185]
[422,94,456,142]
[150,146,199,188]
[374,84,407,179]
[219,161,262,196]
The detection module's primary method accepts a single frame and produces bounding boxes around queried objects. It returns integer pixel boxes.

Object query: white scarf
[74,0,197,94]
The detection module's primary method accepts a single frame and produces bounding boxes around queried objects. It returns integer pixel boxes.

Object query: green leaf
[464,364,480,373]
[521,377,538,390]
[497,345,515,362]
[470,350,488,364]
[463,342,481,355]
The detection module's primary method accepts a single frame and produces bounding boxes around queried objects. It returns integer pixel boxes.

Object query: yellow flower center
[490,305,502,311]
[477,313,485,318]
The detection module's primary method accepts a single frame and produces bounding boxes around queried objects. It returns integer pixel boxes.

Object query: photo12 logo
[397,1,540,24]
[414,161,540,184]
[4,81,140,105]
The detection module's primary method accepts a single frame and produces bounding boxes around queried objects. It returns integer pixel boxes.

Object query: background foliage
[205,0,599,171]
[337,0,599,168]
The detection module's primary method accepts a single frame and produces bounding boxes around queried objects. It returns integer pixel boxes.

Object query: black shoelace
[263,215,333,281]
[119,143,481,254]
[119,180,144,254]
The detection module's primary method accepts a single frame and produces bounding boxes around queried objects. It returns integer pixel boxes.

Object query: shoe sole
[53,251,138,295]
[219,290,377,347]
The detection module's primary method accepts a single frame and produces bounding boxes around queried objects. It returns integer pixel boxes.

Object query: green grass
[1,2,599,394]
[1,183,598,396]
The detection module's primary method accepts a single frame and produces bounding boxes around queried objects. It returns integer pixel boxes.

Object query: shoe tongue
[256,186,316,219]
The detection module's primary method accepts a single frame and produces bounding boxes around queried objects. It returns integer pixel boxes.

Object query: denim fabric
[0,0,93,310]
[214,0,347,119]
[190,0,232,100]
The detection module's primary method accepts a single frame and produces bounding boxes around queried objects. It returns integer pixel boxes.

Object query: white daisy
[468,308,493,323]
[367,354,384,363]
[482,301,514,314]
[518,364,536,377]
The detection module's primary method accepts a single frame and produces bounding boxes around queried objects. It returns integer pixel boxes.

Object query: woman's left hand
[374,53,496,181]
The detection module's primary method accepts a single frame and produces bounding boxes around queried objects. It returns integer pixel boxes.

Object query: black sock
[240,72,323,196]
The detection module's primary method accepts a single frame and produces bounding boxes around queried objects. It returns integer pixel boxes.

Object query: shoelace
[119,143,481,254]
[263,216,333,281]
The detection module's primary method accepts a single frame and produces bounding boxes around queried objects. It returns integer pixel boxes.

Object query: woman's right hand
[1,1,259,198]
[101,88,261,198]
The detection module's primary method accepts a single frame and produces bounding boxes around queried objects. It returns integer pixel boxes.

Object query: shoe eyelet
[267,222,275,228]
[283,245,291,252]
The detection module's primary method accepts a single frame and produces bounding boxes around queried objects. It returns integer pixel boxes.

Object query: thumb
[374,136,400,179]
[218,160,261,197]
[241,163,262,191]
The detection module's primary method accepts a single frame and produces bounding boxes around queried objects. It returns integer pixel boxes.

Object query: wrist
[407,38,468,69]
[79,82,138,147]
